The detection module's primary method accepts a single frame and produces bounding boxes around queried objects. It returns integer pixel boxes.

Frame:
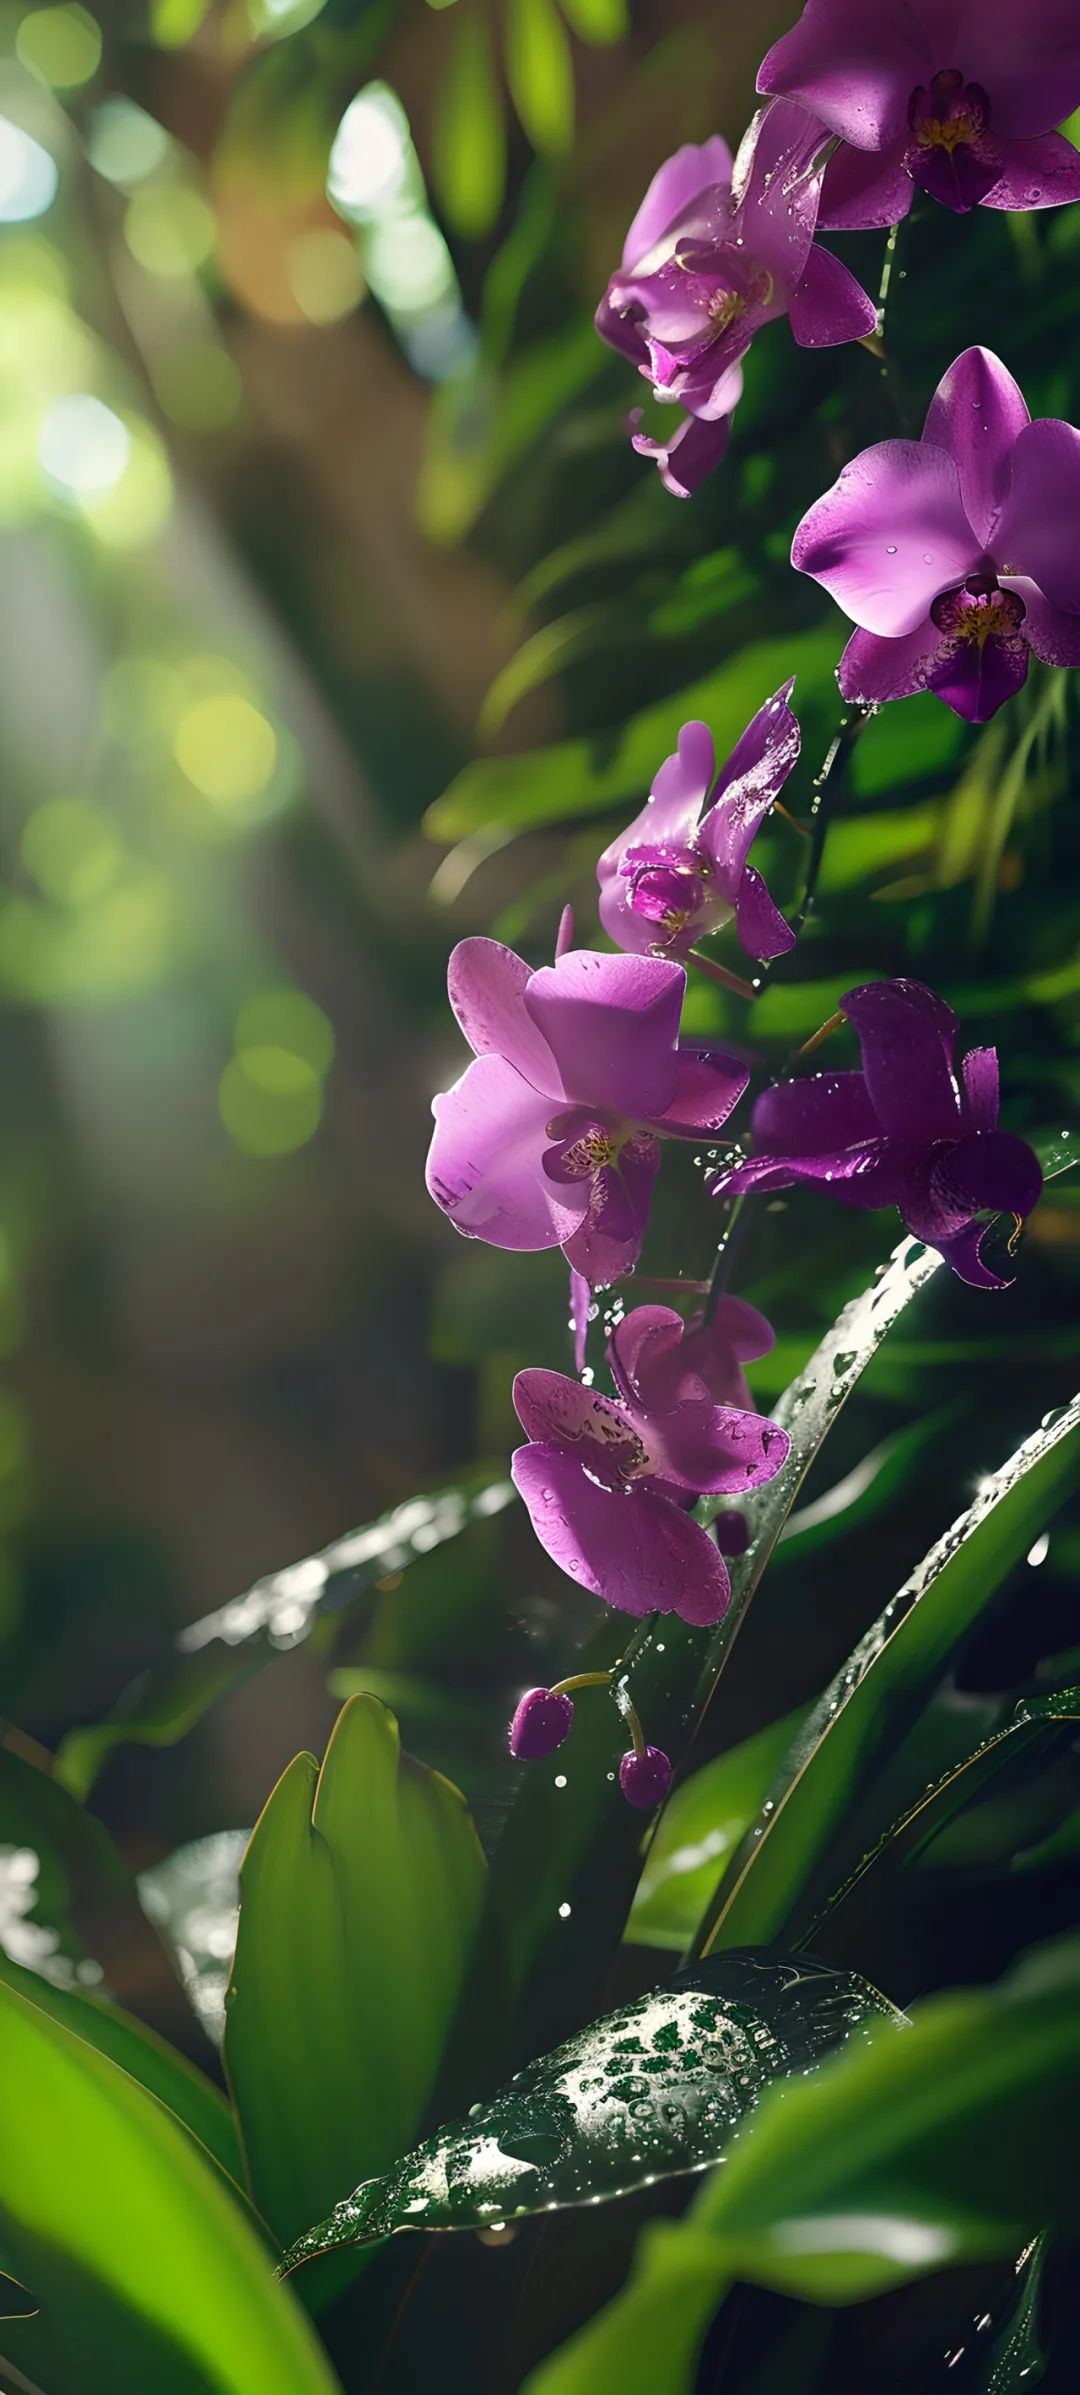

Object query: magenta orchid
[793,347,1080,722]
[596,103,876,496]
[510,1299,789,1627]
[759,0,1080,228]
[597,683,801,964]
[711,979,1043,1289]
[426,938,749,1287]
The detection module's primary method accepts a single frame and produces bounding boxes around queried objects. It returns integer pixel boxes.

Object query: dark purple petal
[730,100,828,296]
[838,620,944,705]
[608,1305,688,1410]
[995,418,1080,617]
[648,1046,749,1137]
[1008,580,1080,669]
[788,241,878,348]
[427,1057,587,1250]
[701,678,801,889]
[753,1066,883,1155]
[651,1402,790,1496]
[792,440,980,637]
[621,139,734,271]
[981,130,1080,209]
[712,1142,897,1206]
[509,1688,574,1759]
[619,1746,673,1809]
[934,1221,1018,1290]
[923,1128,1043,1235]
[908,133,1003,211]
[960,1,1080,138]
[734,865,795,961]
[447,937,560,1093]
[510,1445,731,1622]
[512,1367,649,1485]
[595,287,650,369]
[961,1046,1000,1133]
[757,0,931,148]
[525,948,685,1121]
[817,138,914,230]
[841,979,962,1147]
[926,577,1029,719]
[922,347,1029,550]
[561,1134,660,1287]
[629,403,737,497]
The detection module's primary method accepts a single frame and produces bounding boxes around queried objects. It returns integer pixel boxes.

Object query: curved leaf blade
[280,1953,902,2273]
[432,12,507,236]
[224,1696,486,2250]
[505,0,574,152]
[627,1709,807,1954]
[0,1980,339,2395]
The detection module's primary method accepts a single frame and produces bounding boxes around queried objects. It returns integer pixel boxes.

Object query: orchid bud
[619,1744,672,1810]
[509,1687,574,1761]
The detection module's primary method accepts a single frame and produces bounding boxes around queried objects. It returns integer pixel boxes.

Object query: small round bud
[619,1744,672,1810]
[713,1507,751,1558]
[509,1687,574,1761]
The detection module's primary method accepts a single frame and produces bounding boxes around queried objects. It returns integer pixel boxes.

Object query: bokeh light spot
[0,116,58,221]
[236,987,334,1076]
[21,798,124,906]
[125,185,216,278]
[174,694,278,814]
[153,341,243,432]
[86,97,170,187]
[286,230,364,325]
[328,87,412,223]
[81,419,172,546]
[16,5,103,90]
[38,394,131,495]
[219,1055,323,1156]
[366,211,454,312]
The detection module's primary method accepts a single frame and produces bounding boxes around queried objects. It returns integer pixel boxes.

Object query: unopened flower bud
[619,1744,672,1809]
[509,1687,574,1761]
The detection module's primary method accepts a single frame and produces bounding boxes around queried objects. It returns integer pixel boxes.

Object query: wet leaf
[524,1941,1080,2395]
[280,1951,902,2274]
[432,12,507,237]
[627,1710,807,1954]
[223,1697,486,2250]
[695,1393,1080,1960]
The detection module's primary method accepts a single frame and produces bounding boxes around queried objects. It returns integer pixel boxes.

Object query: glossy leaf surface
[224,1695,486,2249]
[280,1952,902,2274]
[0,1980,340,2395]
[627,1710,807,1954]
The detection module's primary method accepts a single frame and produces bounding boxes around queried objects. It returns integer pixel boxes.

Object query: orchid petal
[758,0,935,148]
[837,620,945,705]
[649,1046,749,1136]
[922,347,1029,549]
[841,979,962,1146]
[652,1403,791,1495]
[995,417,1080,616]
[511,1445,731,1622]
[524,949,685,1120]
[622,139,734,271]
[1008,580,1080,668]
[731,99,827,293]
[561,1135,660,1287]
[817,138,914,230]
[958,0,1080,137]
[447,938,560,1093]
[982,129,1080,209]
[961,1047,1000,1133]
[512,1368,648,1483]
[427,1057,587,1250]
[629,403,737,496]
[793,441,980,636]
[734,866,796,961]
[701,678,801,883]
[788,242,878,348]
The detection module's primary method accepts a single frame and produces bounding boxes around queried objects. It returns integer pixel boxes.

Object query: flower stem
[610,1675,649,1757]
[550,1669,616,1698]
[687,949,757,1002]
[799,1008,845,1059]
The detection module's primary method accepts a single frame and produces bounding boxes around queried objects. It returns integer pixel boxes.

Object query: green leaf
[505,0,574,153]
[524,1943,1080,2395]
[432,12,507,237]
[279,1953,902,2274]
[975,2235,1048,2393]
[0,1948,244,2191]
[424,626,837,839]
[555,0,627,43]
[223,1696,486,2250]
[694,1392,1080,1959]
[627,1710,807,1954]
[0,1979,340,2395]
[57,1474,512,1799]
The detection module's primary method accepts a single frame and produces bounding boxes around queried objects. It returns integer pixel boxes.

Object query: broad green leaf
[627,1710,807,1954]
[57,1473,512,1799]
[0,1980,340,2395]
[555,0,627,42]
[224,1696,486,2250]
[976,2236,1047,2392]
[424,626,837,839]
[525,1943,1080,2395]
[432,12,507,237]
[695,1392,1080,1958]
[505,0,574,153]
[0,1947,243,2190]
[280,1953,902,2274]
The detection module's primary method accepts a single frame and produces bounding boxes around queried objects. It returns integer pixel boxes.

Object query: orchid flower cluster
[426,0,1065,1807]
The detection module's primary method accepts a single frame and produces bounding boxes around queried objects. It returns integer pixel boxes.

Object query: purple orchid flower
[426,939,749,1287]
[711,979,1043,1289]
[759,0,1080,229]
[793,347,1080,722]
[510,1299,790,1626]
[597,683,801,964]
[596,104,876,496]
